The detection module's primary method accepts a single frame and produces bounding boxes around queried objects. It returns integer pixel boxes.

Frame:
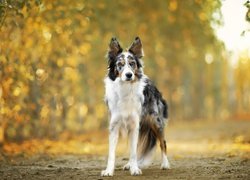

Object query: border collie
[101,37,170,176]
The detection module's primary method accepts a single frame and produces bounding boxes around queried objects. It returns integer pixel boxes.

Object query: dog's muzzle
[125,72,133,81]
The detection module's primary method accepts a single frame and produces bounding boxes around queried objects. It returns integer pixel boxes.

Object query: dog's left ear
[128,37,144,58]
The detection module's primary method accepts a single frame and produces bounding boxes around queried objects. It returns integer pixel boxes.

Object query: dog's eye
[129,62,136,68]
[117,62,124,70]
[117,62,124,67]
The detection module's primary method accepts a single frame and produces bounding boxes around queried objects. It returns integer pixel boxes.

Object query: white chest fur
[104,77,145,118]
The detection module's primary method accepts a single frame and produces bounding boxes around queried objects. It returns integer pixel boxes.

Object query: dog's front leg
[101,116,120,176]
[127,115,142,175]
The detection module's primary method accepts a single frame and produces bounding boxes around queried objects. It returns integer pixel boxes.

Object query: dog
[101,37,170,176]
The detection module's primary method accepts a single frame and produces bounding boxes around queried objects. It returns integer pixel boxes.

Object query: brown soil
[0,120,250,179]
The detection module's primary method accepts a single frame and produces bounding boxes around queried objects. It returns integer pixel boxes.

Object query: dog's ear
[108,37,123,60]
[128,37,144,58]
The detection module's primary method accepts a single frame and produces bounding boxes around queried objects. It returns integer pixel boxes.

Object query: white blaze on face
[119,52,136,82]
[121,65,134,81]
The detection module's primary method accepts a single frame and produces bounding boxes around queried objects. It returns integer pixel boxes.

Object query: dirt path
[0,120,250,179]
[0,155,249,180]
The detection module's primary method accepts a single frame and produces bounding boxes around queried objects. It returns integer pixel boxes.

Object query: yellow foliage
[0,126,4,143]
[79,104,88,117]
[234,135,245,143]
[169,0,178,12]
[96,104,105,119]
[199,12,207,21]
[13,87,21,97]
[79,43,91,55]
[64,67,79,81]
[40,105,50,119]
[13,105,21,112]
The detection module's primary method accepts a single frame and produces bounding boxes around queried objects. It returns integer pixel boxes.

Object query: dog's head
[107,37,144,82]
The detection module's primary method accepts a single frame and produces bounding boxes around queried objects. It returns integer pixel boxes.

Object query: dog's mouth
[125,77,133,81]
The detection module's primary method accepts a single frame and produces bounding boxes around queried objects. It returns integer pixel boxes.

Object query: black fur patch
[134,57,142,69]
[108,59,118,81]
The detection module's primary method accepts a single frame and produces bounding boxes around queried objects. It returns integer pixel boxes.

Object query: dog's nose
[125,73,132,79]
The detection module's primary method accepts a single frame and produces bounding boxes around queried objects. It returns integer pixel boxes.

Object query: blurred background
[0,0,250,144]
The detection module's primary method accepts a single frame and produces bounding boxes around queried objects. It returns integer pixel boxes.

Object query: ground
[0,120,249,179]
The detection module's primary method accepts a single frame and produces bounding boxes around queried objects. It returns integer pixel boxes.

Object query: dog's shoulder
[142,78,161,98]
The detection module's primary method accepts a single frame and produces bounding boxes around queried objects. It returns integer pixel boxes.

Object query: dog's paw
[101,169,114,176]
[123,162,130,170]
[130,166,142,176]
[160,161,171,170]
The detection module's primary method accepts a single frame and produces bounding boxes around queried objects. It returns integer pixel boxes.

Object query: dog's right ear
[108,37,123,60]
